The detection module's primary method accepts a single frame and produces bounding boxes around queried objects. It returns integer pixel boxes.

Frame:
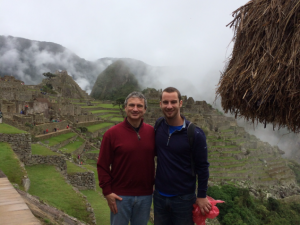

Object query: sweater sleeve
[193,127,210,198]
[97,131,113,196]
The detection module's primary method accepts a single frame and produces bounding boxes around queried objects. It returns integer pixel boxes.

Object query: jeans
[153,190,196,225]
[110,195,152,225]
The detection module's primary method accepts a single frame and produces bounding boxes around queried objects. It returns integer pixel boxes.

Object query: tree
[78,127,88,133]
[43,72,56,79]
[113,97,125,118]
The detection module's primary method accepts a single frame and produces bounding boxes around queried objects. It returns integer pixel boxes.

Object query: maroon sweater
[97,119,155,196]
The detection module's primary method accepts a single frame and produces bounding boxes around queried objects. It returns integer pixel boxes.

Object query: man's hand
[196,197,212,215]
[105,193,123,214]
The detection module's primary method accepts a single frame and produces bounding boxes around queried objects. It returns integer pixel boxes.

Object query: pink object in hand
[192,196,225,225]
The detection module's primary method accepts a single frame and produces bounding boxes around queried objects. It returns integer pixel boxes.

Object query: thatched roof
[216,0,300,132]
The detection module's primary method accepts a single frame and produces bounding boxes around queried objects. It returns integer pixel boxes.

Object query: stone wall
[29,155,67,171]
[33,121,69,135]
[0,133,32,164]
[67,171,95,190]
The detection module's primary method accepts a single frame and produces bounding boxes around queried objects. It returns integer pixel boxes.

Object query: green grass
[31,144,60,156]
[0,142,26,190]
[81,190,110,225]
[97,104,120,109]
[66,161,87,174]
[43,132,77,146]
[59,137,85,153]
[26,164,91,223]
[86,123,114,133]
[0,123,26,134]
[110,117,123,122]
[91,110,120,114]
[100,114,116,118]
[86,159,97,166]
[72,102,86,105]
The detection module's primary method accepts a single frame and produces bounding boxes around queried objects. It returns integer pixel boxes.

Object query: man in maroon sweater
[97,92,155,225]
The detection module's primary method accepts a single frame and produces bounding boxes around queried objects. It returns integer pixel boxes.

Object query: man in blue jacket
[154,87,211,225]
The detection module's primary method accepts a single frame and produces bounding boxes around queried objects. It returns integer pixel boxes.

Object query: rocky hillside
[90,60,140,100]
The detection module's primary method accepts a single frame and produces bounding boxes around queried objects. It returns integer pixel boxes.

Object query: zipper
[136,132,141,140]
[167,134,171,146]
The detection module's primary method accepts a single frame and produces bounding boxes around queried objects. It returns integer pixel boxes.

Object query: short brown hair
[160,87,182,101]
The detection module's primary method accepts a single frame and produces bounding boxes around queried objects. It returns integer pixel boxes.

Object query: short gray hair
[124,91,147,109]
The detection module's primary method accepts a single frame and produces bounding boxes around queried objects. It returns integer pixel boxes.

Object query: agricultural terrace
[66,161,87,174]
[0,142,26,190]
[86,123,114,133]
[59,137,85,153]
[42,132,77,146]
[26,164,92,224]
[0,123,27,134]
[31,144,61,156]
[91,110,119,114]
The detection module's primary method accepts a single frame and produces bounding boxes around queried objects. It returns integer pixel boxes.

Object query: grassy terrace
[59,137,85,153]
[66,161,87,174]
[0,142,26,190]
[210,163,245,169]
[31,144,60,156]
[86,123,114,133]
[210,145,238,148]
[209,150,241,154]
[100,114,117,118]
[110,117,123,122]
[91,110,119,114]
[72,102,86,105]
[0,123,26,134]
[42,132,77,146]
[26,164,91,223]
[81,164,110,224]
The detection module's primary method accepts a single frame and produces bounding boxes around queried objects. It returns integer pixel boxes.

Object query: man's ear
[179,100,183,107]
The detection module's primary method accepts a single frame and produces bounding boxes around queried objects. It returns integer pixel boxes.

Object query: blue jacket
[155,117,209,198]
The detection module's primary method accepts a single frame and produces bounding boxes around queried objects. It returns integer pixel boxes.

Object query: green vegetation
[91,110,120,114]
[59,137,85,153]
[26,164,92,223]
[97,104,120,109]
[110,117,123,122]
[86,123,114,133]
[42,132,77,146]
[100,114,117,118]
[80,164,111,224]
[90,60,140,100]
[66,161,87,174]
[207,185,300,225]
[0,123,26,134]
[31,144,60,156]
[0,142,26,190]
[288,160,300,185]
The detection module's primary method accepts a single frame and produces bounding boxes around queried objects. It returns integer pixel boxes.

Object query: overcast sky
[0,0,248,102]
[0,1,247,65]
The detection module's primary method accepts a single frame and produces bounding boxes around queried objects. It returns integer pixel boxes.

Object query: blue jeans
[153,190,196,225]
[110,195,152,225]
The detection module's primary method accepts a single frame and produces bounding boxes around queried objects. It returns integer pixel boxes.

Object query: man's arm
[97,132,122,214]
[194,127,211,214]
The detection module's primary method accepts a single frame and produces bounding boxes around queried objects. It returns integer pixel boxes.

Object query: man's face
[160,92,182,119]
[124,97,146,121]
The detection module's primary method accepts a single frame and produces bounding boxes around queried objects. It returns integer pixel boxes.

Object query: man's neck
[127,118,142,128]
[165,115,184,126]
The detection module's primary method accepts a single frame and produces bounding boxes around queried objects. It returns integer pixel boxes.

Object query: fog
[1,0,299,156]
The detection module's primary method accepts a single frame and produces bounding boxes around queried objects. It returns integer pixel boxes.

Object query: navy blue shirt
[155,117,209,198]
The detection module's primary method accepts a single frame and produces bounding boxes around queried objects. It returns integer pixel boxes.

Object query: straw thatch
[216,0,300,132]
